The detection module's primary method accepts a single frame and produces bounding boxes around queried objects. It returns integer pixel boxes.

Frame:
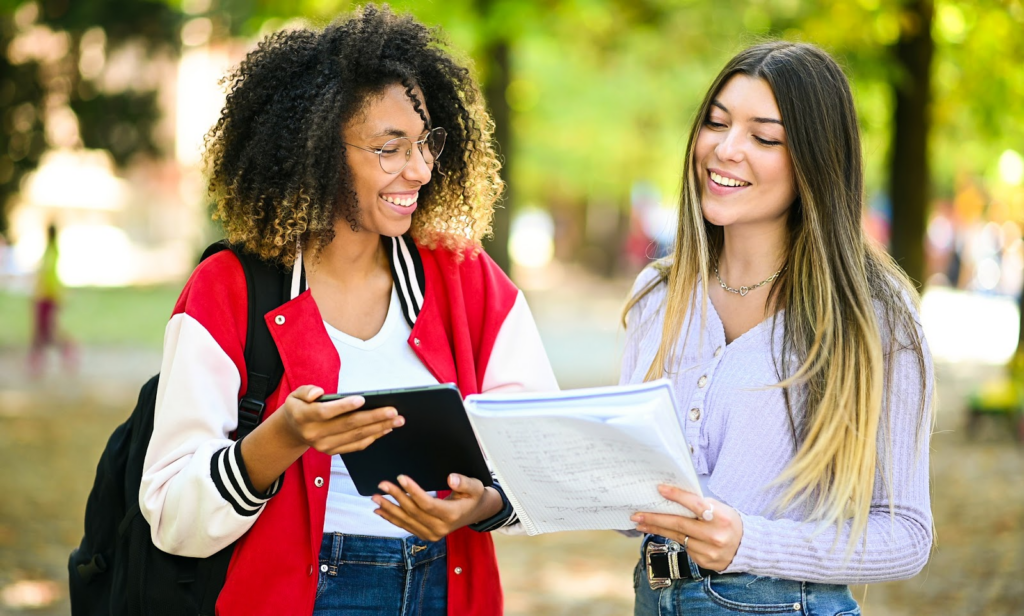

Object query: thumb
[448,473,481,495]
[293,385,324,402]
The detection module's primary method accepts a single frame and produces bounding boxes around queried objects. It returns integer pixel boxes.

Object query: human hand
[372,474,503,542]
[631,485,743,572]
[279,385,404,455]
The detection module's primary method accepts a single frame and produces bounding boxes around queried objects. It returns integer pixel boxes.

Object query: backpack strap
[200,241,288,440]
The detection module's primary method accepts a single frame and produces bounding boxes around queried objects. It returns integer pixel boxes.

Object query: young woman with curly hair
[139,6,557,615]
[621,42,934,614]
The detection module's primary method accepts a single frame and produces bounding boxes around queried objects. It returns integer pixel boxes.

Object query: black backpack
[68,242,290,616]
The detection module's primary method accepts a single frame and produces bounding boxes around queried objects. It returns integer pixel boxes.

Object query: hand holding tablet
[318,384,492,496]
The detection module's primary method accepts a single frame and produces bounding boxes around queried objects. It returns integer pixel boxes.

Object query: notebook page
[466,382,699,535]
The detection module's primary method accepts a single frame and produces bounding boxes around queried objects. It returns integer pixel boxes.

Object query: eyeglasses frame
[343,127,446,175]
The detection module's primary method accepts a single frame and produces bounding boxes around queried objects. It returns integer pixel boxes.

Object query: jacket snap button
[413,337,421,346]
[454,566,463,575]
[314,477,324,488]
[274,315,285,325]
[320,564,328,573]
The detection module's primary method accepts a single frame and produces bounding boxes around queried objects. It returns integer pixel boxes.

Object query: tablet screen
[325,384,492,496]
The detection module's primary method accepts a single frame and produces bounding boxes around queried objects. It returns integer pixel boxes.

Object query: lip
[705,168,751,197]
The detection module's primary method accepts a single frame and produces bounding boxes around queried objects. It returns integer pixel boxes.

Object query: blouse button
[714,346,723,357]
[689,408,701,422]
[689,445,695,455]
[314,476,324,488]
[697,375,708,388]
[274,315,285,325]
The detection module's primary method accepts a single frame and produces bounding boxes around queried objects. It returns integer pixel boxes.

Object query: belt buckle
[645,541,672,590]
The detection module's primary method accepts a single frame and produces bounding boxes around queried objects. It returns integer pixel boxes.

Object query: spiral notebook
[465,379,701,535]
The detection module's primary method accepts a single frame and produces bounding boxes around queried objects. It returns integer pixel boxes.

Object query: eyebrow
[711,100,783,126]
[369,125,431,140]
[370,127,410,139]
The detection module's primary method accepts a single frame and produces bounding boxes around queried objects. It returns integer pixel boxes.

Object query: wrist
[474,487,503,523]
[271,407,312,452]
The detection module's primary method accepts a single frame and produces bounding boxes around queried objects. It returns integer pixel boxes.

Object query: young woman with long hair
[139,6,556,615]
[623,42,934,614]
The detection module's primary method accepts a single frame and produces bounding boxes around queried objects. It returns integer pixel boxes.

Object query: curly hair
[203,4,503,266]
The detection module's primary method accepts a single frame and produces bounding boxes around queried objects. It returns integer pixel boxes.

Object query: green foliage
[39,0,181,50]
[0,0,183,233]
[3,0,1022,238]
[72,91,163,166]
[0,16,46,236]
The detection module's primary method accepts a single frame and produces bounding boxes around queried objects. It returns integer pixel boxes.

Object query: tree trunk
[888,0,934,288]
[481,39,512,274]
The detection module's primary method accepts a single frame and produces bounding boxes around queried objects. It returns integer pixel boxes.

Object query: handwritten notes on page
[464,380,700,535]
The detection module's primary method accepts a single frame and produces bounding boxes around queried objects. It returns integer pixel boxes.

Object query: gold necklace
[713,264,784,297]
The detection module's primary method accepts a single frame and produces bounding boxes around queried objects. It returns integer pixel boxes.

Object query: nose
[714,127,745,163]
[401,143,432,185]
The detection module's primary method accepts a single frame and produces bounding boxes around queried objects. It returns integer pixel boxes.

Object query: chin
[700,202,737,228]
[377,219,414,238]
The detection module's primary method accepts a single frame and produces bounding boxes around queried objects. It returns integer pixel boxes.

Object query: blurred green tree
[3,0,1021,285]
[0,11,46,238]
[0,0,180,234]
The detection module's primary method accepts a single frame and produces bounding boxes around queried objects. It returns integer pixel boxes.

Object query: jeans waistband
[319,533,446,570]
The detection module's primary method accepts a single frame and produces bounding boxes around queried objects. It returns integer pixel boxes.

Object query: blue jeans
[313,533,447,616]
[634,535,860,615]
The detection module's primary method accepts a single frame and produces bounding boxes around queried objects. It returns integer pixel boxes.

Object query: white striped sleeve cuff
[210,439,283,517]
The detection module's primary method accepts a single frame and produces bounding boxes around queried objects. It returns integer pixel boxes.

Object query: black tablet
[319,383,492,496]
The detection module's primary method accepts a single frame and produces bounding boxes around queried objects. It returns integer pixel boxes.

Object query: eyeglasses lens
[378,128,446,174]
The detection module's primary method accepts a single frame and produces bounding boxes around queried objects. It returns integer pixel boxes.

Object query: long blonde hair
[627,42,930,548]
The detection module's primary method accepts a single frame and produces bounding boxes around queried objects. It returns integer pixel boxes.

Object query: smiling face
[694,74,798,231]
[341,83,433,238]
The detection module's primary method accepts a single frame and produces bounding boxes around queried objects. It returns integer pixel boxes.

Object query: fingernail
[386,409,397,418]
[394,416,405,427]
[631,514,644,523]
[449,474,460,488]
[397,475,408,486]
[658,485,670,494]
[382,429,393,436]
[378,482,388,491]
[636,525,647,533]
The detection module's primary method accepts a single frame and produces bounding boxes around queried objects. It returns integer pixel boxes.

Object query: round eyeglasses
[344,127,447,175]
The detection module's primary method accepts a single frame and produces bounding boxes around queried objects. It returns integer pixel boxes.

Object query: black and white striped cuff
[468,478,519,533]
[210,440,283,517]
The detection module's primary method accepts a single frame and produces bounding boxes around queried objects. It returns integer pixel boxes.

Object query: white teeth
[382,194,418,207]
[709,171,749,187]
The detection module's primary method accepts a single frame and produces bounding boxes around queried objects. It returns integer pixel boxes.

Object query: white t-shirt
[322,285,439,537]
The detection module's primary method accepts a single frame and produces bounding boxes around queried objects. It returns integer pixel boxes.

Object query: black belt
[644,538,712,590]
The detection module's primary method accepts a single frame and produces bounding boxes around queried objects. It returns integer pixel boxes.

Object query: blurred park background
[0,0,1023,614]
